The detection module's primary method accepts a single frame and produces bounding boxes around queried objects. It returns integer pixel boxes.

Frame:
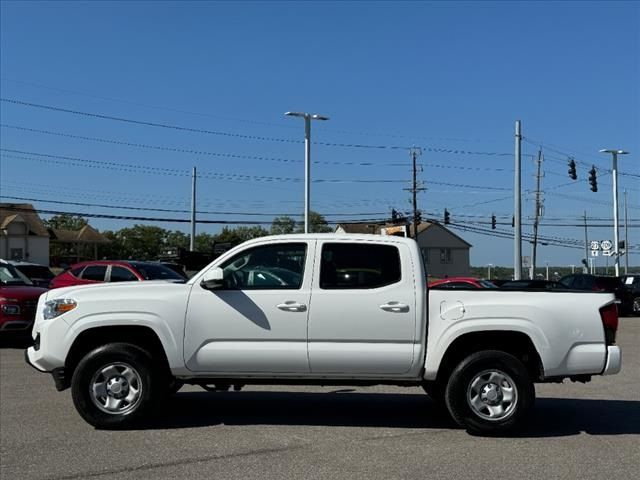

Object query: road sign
[600,240,613,251]
[603,250,614,257]
[590,241,600,251]
[591,250,599,257]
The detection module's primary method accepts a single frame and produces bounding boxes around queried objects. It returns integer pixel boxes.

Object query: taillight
[599,303,619,345]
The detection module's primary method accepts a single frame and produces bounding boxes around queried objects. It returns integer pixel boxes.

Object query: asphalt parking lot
[1,318,639,480]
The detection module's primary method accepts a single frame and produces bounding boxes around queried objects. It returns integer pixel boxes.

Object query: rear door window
[320,243,401,289]
[80,265,107,281]
[110,266,138,282]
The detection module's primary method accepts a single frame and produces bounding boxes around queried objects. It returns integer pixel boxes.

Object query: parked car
[428,276,498,289]
[49,260,186,289]
[6,260,55,289]
[27,234,621,434]
[157,262,189,279]
[500,280,564,291]
[0,259,48,335]
[620,274,640,316]
[558,274,630,314]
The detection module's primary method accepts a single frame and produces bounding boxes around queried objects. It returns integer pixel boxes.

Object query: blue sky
[1,0,638,268]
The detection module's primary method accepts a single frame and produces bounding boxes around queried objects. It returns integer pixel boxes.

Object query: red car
[49,260,185,289]
[428,276,498,290]
[0,260,48,335]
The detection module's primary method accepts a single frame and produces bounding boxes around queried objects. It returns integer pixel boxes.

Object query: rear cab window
[319,243,401,289]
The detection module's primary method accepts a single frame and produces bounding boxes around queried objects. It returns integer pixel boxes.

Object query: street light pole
[599,149,629,277]
[487,264,493,280]
[285,111,329,233]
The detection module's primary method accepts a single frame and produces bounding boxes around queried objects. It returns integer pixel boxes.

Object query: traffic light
[568,158,577,180]
[491,214,496,230]
[618,240,626,252]
[444,209,450,225]
[511,215,515,227]
[589,166,597,192]
[414,210,422,224]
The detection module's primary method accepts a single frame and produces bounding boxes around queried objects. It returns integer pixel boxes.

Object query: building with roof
[0,204,110,266]
[0,203,50,265]
[336,221,471,277]
[49,224,111,266]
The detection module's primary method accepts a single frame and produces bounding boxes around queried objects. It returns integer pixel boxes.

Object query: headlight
[43,299,77,320]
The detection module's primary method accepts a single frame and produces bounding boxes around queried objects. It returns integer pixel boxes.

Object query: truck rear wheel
[445,350,534,435]
[71,343,164,429]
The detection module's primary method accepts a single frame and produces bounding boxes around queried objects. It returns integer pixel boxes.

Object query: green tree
[114,225,170,260]
[214,226,269,244]
[270,216,297,235]
[296,211,332,233]
[195,232,216,252]
[44,214,88,231]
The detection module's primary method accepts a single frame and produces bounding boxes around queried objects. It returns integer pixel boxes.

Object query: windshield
[15,265,55,280]
[0,265,34,286]
[479,280,499,289]
[133,263,185,281]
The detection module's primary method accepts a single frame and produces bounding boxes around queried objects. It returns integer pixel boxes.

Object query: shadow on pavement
[135,391,640,437]
[0,336,33,349]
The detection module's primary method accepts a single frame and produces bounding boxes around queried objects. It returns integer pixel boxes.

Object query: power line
[1,124,494,169]
[0,195,391,217]
[1,148,512,190]
[1,97,515,155]
[0,204,386,226]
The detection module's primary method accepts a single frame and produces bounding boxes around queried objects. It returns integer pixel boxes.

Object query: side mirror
[201,267,224,290]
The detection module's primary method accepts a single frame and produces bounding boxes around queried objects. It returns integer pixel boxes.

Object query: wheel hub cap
[467,369,518,421]
[89,362,142,415]
[481,383,502,404]
[107,377,129,398]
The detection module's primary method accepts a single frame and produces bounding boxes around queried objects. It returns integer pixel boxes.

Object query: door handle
[277,301,307,312]
[380,302,409,313]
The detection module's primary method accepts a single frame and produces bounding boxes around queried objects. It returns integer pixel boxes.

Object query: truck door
[183,241,313,374]
[307,240,417,375]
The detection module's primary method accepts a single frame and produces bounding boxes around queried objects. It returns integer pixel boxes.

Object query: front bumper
[602,345,622,375]
[25,348,70,391]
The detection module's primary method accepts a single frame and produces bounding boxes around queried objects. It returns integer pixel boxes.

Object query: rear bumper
[602,345,622,375]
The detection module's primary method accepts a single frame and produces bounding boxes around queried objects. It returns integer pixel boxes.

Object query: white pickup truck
[26,234,622,434]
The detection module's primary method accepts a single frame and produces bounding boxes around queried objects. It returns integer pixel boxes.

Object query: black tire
[71,343,166,429]
[444,350,535,436]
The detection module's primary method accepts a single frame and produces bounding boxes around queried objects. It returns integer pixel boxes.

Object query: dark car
[620,274,640,316]
[6,260,55,289]
[50,260,186,289]
[500,279,564,291]
[558,274,630,315]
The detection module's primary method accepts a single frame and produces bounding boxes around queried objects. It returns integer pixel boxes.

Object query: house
[0,203,50,265]
[0,203,110,267]
[335,221,471,277]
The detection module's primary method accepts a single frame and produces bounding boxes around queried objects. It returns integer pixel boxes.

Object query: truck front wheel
[71,343,164,429]
[445,350,534,435]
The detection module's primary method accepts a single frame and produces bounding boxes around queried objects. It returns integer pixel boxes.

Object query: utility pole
[530,148,543,280]
[404,147,424,240]
[583,211,589,273]
[514,120,522,280]
[624,190,629,274]
[190,167,196,251]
